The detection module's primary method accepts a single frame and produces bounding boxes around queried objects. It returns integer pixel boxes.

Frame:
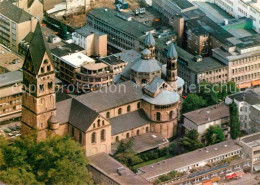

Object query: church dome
[142,90,180,106]
[131,57,161,73]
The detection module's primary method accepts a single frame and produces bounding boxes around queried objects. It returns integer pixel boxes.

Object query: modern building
[21,22,184,157]
[213,0,260,33]
[86,8,153,51]
[225,90,260,133]
[183,103,230,139]
[249,104,260,133]
[88,153,152,185]
[0,0,37,52]
[0,45,24,73]
[72,25,107,57]
[0,71,23,123]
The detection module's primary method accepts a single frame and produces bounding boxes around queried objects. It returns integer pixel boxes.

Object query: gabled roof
[68,99,99,132]
[23,22,54,74]
[144,32,155,47]
[167,43,178,59]
[144,76,165,94]
[0,0,33,23]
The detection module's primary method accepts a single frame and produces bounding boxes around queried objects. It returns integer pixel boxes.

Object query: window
[79,132,82,144]
[44,59,48,64]
[141,79,147,84]
[41,67,44,73]
[101,129,105,141]
[126,133,130,138]
[106,112,110,118]
[137,129,140,135]
[102,120,105,126]
[91,132,96,143]
[146,127,149,133]
[39,84,44,91]
[137,102,141,109]
[156,112,161,121]
[48,82,53,89]
[47,65,51,72]
[116,136,119,142]
[97,119,101,127]
[169,111,173,120]
[72,127,74,137]
[127,105,131,112]
[93,123,96,129]
[118,108,122,115]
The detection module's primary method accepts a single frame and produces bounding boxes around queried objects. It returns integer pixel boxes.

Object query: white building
[225,90,260,133]
[208,0,260,33]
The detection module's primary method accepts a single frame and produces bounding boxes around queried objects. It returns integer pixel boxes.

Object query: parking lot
[0,121,21,139]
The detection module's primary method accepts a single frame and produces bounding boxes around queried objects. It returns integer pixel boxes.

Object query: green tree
[197,82,219,106]
[230,102,240,139]
[0,135,93,185]
[182,94,206,113]
[204,125,225,146]
[179,130,203,152]
[59,23,69,40]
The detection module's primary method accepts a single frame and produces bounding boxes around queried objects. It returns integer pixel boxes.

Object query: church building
[21,23,184,156]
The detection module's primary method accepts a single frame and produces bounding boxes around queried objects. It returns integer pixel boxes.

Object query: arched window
[169,111,173,120]
[97,119,101,127]
[106,112,110,118]
[156,112,161,121]
[93,123,96,129]
[101,129,105,141]
[116,136,119,142]
[127,105,131,112]
[91,132,96,143]
[72,127,74,137]
[146,127,149,133]
[79,132,82,144]
[102,120,105,126]
[44,59,48,64]
[118,108,122,115]
[141,79,147,84]
[137,129,140,135]
[126,133,130,138]
[137,102,141,109]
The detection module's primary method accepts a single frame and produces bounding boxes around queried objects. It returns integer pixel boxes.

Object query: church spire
[166,43,178,90]
[144,32,155,58]
[167,43,178,59]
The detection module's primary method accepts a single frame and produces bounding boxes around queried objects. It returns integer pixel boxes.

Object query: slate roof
[143,90,180,105]
[228,90,260,105]
[68,99,99,132]
[131,57,162,73]
[56,98,72,124]
[110,109,150,135]
[0,0,33,23]
[0,71,22,88]
[75,81,143,112]
[23,22,54,75]
[167,43,178,59]
[144,76,165,94]
[144,32,155,47]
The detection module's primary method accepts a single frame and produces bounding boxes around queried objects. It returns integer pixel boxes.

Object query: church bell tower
[21,22,56,141]
[167,43,178,91]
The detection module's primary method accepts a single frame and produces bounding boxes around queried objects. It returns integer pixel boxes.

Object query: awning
[235,171,245,177]
[226,172,236,179]
[211,177,221,182]
[237,82,251,89]
[252,80,260,87]
[254,164,260,172]
[202,180,213,185]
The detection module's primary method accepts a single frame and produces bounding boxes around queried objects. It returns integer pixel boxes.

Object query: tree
[182,94,206,113]
[230,102,240,139]
[179,130,203,152]
[0,135,93,185]
[204,125,225,146]
[59,23,69,40]
[197,82,219,106]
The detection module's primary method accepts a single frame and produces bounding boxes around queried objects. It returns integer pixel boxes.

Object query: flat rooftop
[75,25,105,37]
[61,52,95,68]
[171,0,195,10]
[50,43,85,57]
[228,90,260,105]
[0,45,23,72]
[101,55,125,66]
[138,140,242,180]
[0,71,22,88]
[240,132,260,148]
[89,153,151,185]
[183,103,229,125]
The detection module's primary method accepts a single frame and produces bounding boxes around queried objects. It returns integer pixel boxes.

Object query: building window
[101,129,105,141]
[79,132,82,144]
[169,111,173,120]
[156,112,161,121]
[137,102,141,109]
[97,119,101,127]
[118,108,122,115]
[48,82,53,89]
[41,67,44,73]
[116,136,119,142]
[93,123,96,129]
[39,84,44,91]
[72,127,74,137]
[44,59,48,64]
[137,129,140,135]
[146,127,149,133]
[106,112,110,118]
[91,132,96,143]
[102,120,105,126]
[127,105,131,112]
[126,133,130,138]
[47,65,51,72]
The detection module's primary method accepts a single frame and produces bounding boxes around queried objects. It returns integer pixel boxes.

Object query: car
[3,128,11,133]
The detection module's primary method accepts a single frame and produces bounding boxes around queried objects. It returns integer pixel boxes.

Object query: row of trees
[0,135,93,185]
